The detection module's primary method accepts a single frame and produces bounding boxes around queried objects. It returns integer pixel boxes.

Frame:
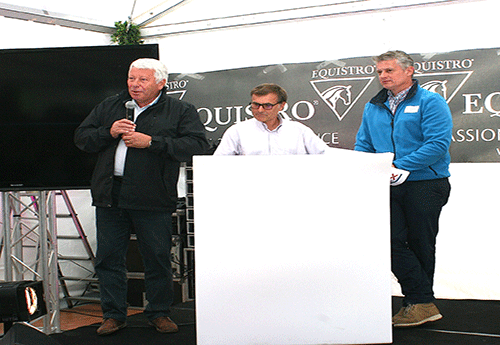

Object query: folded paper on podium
[193,150,393,345]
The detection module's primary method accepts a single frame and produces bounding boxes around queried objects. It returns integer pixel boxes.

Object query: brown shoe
[96,318,127,335]
[393,302,442,327]
[149,316,179,333]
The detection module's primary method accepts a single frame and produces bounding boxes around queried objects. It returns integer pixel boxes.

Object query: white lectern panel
[194,150,393,345]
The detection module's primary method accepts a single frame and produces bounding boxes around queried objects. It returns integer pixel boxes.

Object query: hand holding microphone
[114,100,151,148]
[110,101,137,138]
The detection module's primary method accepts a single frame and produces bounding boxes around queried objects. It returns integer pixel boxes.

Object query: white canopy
[0,0,487,39]
[1,0,497,73]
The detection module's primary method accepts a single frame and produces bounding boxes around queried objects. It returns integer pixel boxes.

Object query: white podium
[193,150,393,345]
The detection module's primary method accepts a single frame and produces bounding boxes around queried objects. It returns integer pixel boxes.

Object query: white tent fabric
[0,0,499,301]
[1,0,498,74]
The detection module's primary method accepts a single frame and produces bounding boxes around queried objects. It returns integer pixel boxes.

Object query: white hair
[129,58,168,83]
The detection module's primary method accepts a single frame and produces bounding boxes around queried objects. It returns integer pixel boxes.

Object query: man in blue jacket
[75,58,208,335]
[355,51,452,327]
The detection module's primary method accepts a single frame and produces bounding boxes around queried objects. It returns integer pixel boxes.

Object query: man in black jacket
[74,58,208,335]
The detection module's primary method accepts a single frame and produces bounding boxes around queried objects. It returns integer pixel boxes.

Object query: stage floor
[2,297,500,345]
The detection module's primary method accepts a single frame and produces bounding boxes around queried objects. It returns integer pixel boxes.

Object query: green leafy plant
[111,21,144,45]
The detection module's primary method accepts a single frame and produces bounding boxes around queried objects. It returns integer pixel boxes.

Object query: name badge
[404,105,419,113]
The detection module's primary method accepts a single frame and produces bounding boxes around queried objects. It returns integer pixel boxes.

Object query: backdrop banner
[169,47,500,162]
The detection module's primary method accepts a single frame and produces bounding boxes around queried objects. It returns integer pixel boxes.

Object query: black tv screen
[0,44,159,191]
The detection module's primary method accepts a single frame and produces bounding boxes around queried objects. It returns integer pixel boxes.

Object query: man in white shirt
[214,83,328,155]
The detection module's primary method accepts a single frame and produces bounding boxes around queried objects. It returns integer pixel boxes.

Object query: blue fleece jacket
[354,80,452,181]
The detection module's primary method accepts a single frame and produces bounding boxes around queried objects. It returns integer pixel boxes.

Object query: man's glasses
[249,101,282,110]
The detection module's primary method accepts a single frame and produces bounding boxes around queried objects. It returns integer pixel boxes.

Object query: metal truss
[1,191,60,334]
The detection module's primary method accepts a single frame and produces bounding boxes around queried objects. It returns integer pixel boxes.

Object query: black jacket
[74,89,209,212]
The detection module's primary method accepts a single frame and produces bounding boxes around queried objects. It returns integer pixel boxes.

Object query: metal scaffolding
[1,191,61,334]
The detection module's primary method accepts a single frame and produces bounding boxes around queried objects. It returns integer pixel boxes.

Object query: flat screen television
[0,44,159,191]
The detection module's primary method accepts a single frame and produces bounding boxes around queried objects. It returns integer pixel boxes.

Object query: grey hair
[373,50,414,71]
[129,58,168,84]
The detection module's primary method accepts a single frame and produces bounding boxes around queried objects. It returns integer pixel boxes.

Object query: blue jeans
[94,181,174,322]
[390,178,451,306]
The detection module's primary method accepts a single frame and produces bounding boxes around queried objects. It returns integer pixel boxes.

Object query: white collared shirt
[214,117,328,156]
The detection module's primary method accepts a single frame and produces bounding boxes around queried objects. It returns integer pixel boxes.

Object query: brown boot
[96,318,127,335]
[149,316,179,333]
[393,303,442,327]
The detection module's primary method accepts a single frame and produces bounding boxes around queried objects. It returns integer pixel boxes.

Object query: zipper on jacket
[391,121,397,158]
[384,104,397,158]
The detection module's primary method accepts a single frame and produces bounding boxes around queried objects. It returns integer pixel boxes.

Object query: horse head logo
[320,85,352,120]
[421,80,448,99]
[310,77,376,121]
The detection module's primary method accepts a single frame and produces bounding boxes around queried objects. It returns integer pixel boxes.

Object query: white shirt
[214,117,328,156]
[114,95,160,176]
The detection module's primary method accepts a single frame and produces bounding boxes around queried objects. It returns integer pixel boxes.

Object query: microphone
[125,101,135,121]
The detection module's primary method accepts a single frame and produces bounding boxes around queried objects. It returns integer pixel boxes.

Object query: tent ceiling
[0,0,481,37]
[140,0,479,38]
[0,0,178,33]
